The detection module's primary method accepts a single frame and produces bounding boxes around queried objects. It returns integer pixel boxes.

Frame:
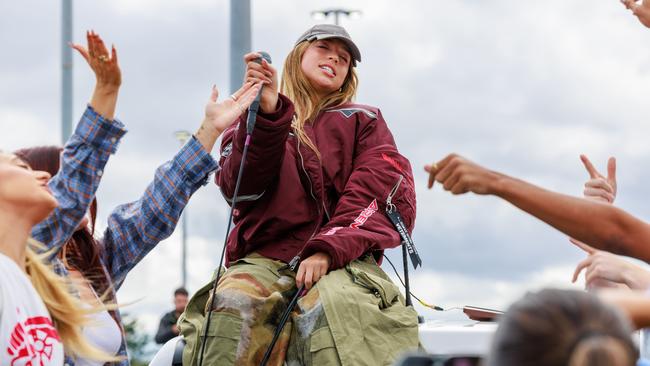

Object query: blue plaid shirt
[31,106,218,366]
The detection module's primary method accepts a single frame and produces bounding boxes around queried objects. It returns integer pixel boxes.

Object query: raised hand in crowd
[569,155,650,291]
[579,155,617,204]
[621,0,650,28]
[425,154,504,194]
[573,239,650,290]
[194,82,261,153]
[425,154,650,263]
[243,52,278,113]
[71,30,121,120]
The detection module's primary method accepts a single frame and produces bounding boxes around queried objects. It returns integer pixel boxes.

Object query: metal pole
[61,0,73,144]
[334,12,340,26]
[174,131,191,288]
[181,210,188,288]
[230,0,251,95]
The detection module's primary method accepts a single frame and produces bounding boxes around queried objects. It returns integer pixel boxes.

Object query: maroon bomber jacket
[216,94,416,270]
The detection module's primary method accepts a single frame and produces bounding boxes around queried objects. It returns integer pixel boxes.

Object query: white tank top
[0,253,64,366]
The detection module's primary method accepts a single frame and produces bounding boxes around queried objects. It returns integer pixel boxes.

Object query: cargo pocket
[309,326,341,365]
[199,312,243,366]
[346,265,400,309]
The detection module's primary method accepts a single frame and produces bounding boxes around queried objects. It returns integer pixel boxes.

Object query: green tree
[122,313,151,366]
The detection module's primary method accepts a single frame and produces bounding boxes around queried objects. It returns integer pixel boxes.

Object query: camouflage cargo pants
[179,253,419,366]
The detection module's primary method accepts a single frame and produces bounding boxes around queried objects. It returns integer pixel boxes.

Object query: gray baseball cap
[295,24,361,66]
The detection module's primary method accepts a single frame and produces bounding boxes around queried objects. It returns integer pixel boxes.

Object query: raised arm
[427,154,650,263]
[99,84,259,289]
[31,31,125,255]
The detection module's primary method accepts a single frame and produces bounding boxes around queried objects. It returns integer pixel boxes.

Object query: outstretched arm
[31,31,125,254]
[426,154,650,263]
[99,84,258,289]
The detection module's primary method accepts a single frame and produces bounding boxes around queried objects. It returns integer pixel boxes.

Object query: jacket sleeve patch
[381,153,404,173]
[350,199,378,229]
[324,226,344,236]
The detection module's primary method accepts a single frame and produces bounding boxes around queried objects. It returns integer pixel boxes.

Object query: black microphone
[246,51,272,135]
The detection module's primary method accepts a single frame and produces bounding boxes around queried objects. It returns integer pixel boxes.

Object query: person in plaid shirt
[18,31,260,365]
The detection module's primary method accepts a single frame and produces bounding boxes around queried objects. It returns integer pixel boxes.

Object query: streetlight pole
[61,0,73,144]
[174,130,191,288]
[230,0,251,95]
[311,8,362,26]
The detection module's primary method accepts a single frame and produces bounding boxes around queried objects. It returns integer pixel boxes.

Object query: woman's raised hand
[204,82,261,134]
[243,52,278,114]
[621,0,650,28]
[71,31,120,120]
[194,82,261,153]
[580,155,616,203]
[71,30,121,92]
[572,240,650,290]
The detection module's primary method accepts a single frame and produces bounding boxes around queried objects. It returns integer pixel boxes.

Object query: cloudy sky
[3,0,650,349]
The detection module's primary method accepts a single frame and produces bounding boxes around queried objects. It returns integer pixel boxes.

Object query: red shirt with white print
[0,253,63,366]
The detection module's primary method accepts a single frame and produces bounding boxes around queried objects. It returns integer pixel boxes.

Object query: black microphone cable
[197,51,272,366]
[259,283,305,366]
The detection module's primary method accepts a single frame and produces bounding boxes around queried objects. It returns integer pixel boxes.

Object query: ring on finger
[98,55,108,62]
[230,94,238,102]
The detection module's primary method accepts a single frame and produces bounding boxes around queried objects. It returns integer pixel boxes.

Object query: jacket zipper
[292,124,331,267]
[296,137,330,235]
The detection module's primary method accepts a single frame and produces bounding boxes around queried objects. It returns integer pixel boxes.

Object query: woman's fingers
[584,178,614,193]
[583,187,614,203]
[94,34,110,57]
[210,85,219,103]
[573,256,594,283]
[424,164,436,189]
[70,43,90,62]
[243,52,262,63]
[87,31,96,57]
[231,81,253,101]
[246,63,273,79]
[237,84,261,110]
[304,266,314,290]
[245,69,272,84]
[580,154,601,179]
[607,157,617,183]
[569,238,597,255]
[261,59,277,77]
[110,44,119,65]
[296,264,305,288]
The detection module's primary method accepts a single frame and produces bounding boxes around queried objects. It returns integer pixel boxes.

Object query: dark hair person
[180,24,418,366]
[21,31,260,366]
[487,289,637,366]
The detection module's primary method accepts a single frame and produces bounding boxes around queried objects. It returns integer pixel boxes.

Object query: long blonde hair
[280,40,359,159]
[25,239,120,362]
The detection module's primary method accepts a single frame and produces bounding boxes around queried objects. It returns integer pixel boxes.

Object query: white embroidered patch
[327,108,377,119]
[221,142,233,158]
